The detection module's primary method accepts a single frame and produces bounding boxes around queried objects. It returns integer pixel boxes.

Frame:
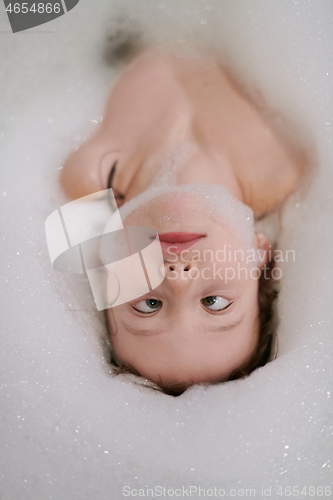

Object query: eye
[201,296,231,311]
[132,299,162,314]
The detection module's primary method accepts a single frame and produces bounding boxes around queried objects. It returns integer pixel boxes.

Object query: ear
[255,232,270,269]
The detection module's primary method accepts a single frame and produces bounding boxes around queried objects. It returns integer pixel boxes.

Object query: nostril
[165,262,191,272]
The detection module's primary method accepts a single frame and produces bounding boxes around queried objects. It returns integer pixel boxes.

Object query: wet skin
[60,48,304,385]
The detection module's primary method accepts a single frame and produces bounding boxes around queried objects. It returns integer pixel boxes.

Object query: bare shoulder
[60,49,191,201]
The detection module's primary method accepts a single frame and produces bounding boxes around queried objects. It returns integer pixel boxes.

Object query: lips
[157,232,206,253]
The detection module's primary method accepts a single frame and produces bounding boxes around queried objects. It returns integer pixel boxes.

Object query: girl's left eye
[132,299,162,314]
[201,296,231,311]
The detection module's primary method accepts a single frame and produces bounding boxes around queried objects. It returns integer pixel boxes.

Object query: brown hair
[104,260,278,397]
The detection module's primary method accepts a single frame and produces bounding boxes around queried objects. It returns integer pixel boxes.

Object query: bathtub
[1,0,333,499]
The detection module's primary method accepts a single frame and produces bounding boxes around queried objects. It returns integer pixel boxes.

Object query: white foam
[1,1,333,498]
[117,182,255,250]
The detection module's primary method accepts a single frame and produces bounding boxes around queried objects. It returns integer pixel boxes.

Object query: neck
[172,139,244,203]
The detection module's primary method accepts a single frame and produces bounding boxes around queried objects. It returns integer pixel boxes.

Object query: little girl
[60,45,305,396]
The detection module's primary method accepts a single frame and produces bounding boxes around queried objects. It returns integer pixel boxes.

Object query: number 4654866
[277,486,332,496]
[6,3,61,14]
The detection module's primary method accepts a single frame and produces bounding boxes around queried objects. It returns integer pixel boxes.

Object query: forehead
[129,323,253,381]
[112,314,259,385]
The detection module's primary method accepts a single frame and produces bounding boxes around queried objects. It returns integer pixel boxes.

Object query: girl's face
[107,185,269,387]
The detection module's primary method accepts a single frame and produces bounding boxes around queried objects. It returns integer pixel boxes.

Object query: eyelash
[132,299,162,315]
[132,307,159,315]
[131,297,233,315]
[202,297,233,313]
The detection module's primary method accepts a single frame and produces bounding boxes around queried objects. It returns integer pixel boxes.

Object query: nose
[165,260,192,273]
[163,259,196,296]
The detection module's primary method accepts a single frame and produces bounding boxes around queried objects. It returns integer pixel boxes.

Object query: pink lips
[157,232,206,253]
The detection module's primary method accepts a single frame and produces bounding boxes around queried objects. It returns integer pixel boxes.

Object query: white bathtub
[1,1,333,499]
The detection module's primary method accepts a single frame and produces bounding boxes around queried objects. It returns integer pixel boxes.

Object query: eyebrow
[121,314,245,337]
[201,314,245,333]
[120,320,166,337]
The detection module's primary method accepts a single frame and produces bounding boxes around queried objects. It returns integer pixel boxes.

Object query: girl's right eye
[201,295,231,311]
[132,299,162,314]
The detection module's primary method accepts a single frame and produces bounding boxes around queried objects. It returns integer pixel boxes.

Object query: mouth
[157,232,206,253]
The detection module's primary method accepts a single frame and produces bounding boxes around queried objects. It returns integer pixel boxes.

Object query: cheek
[123,208,149,229]
[239,269,260,300]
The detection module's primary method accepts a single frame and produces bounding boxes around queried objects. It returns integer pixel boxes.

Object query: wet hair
[104,259,278,397]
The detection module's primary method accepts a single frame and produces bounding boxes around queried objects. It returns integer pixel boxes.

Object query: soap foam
[118,182,255,250]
